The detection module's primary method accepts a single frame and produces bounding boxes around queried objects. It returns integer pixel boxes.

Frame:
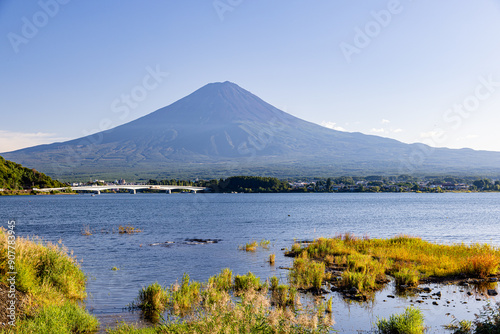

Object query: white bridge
[34,185,208,195]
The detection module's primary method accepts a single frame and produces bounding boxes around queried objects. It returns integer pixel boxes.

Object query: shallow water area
[2,192,500,332]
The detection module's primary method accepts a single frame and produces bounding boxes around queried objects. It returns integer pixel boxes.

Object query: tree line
[0,156,66,190]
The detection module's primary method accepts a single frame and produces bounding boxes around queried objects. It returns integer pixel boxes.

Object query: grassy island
[286,234,500,296]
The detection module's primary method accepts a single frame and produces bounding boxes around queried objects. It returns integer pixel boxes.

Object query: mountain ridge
[3,81,500,180]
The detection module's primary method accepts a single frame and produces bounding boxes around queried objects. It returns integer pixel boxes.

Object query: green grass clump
[169,273,201,315]
[240,239,272,252]
[242,240,258,252]
[234,272,264,294]
[15,301,99,334]
[269,253,276,265]
[376,306,424,334]
[207,268,232,291]
[289,253,325,290]
[259,239,271,249]
[0,228,98,333]
[137,282,168,319]
[393,268,420,287]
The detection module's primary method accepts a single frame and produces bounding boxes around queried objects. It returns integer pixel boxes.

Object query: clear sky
[1,0,500,153]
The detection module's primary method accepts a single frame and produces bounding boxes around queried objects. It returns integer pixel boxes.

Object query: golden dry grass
[292,234,500,292]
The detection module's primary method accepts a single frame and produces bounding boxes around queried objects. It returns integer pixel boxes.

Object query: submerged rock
[185,238,221,244]
[487,289,498,296]
[348,287,359,295]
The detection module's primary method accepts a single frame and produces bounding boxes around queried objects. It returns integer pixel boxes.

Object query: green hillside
[0,155,65,190]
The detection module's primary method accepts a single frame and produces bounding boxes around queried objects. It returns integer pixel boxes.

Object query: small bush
[269,253,276,265]
[376,306,424,334]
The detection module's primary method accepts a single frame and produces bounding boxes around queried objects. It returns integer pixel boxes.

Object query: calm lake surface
[2,192,500,333]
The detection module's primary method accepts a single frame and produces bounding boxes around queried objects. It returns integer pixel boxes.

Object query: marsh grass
[270,284,298,307]
[293,234,500,293]
[393,268,420,287]
[169,274,201,316]
[81,225,92,236]
[289,252,325,290]
[118,225,142,234]
[259,239,271,249]
[234,272,265,294]
[137,282,168,317]
[376,306,424,334]
[0,228,98,333]
[239,239,271,252]
[124,269,333,334]
[269,253,276,265]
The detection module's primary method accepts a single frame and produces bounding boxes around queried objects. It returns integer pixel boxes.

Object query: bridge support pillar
[167,189,171,194]
[131,189,136,195]
[192,190,197,193]
[96,190,100,195]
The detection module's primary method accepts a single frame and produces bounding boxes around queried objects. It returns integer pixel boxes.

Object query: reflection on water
[1,192,500,333]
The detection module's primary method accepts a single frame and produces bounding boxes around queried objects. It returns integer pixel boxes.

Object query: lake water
[2,192,500,333]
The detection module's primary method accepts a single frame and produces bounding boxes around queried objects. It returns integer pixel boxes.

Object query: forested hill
[0,156,65,190]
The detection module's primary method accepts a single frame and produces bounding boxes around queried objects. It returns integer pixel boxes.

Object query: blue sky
[1,0,500,153]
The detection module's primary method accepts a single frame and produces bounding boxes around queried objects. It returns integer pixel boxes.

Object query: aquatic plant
[137,282,168,315]
[118,225,142,234]
[289,252,325,290]
[81,225,92,236]
[376,306,424,334]
[259,239,271,249]
[269,253,276,265]
[169,273,201,315]
[234,272,264,294]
